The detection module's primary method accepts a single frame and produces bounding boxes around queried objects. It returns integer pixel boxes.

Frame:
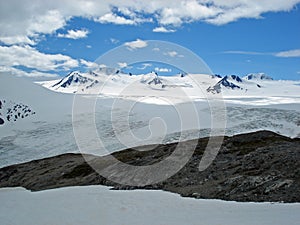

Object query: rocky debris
[0,99,35,125]
[0,130,299,202]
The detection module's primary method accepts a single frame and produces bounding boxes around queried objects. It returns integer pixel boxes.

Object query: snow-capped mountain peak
[140,72,164,85]
[207,75,242,94]
[243,73,273,81]
[228,75,243,83]
[52,71,94,89]
[36,70,300,99]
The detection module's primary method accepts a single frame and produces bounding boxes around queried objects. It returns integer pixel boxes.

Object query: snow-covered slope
[1,186,300,225]
[37,70,218,96]
[37,71,300,100]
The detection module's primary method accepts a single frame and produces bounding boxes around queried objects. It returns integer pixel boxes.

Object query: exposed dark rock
[207,76,242,94]
[214,74,222,78]
[0,99,35,123]
[0,130,299,203]
[245,73,273,81]
[230,75,243,82]
[0,117,4,125]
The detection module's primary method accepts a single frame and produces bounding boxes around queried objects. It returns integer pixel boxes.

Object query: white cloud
[58,29,89,39]
[165,51,178,57]
[110,38,119,44]
[275,49,300,58]
[2,1,299,45]
[80,59,100,69]
[152,47,160,52]
[86,45,92,48]
[0,36,36,45]
[0,45,78,71]
[137,63,152,70]
[0,66,58,78]
[297,71,300,74]
[205,1,300,25]
[0,7,67,45]
[155,67,171,72]
[96,13,136,25]
[118,62,128,68]
[223,49,300,58]
[153,27,176,33]
[125,39,148,50]
[223,50,268,55]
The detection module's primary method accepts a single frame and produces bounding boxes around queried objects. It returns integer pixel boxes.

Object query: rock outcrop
[0,130,299,202]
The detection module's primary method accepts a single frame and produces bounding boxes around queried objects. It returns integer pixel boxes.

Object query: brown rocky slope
[0,130,299,202]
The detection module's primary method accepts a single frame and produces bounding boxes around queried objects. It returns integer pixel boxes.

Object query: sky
[0,0,300,80]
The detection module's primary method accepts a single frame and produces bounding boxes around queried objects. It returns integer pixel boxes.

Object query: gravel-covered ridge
[0,130,299,203]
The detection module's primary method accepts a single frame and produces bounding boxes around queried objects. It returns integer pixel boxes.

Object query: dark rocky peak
[244,73,273,81]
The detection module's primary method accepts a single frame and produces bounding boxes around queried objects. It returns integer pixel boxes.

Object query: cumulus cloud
[155,67,172,72]
[0,36,36,45]
[153,27,176,33]
[125,39,148,50]
[1,0,299,45]
[96,13,136,25]
[0,45,78,71]
[58,29,89,39]
[0,66,58,78]
[79,59,100,69]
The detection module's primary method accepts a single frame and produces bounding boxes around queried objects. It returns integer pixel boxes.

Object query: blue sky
[0,0,300,80]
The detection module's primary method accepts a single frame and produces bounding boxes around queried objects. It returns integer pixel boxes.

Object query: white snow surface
[0,185,299,225]
[0,73,300,168]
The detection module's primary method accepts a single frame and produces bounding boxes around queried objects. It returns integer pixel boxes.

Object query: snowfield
[0,72,300,168]
[0,185,299,225]
[0,72,300,225]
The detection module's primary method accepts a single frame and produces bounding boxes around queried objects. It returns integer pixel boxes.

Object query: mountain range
[37,70,300,99]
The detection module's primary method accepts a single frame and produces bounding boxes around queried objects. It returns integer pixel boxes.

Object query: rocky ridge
[0,130,299,202]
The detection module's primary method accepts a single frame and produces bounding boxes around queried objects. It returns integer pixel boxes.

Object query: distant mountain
[243,73,273,81]
[207,75,243,94]
[140,72,165,86]
[52,71,95,89]
[37,70,300,98]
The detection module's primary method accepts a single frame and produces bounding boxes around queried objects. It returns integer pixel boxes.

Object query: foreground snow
[0,185,299,225]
